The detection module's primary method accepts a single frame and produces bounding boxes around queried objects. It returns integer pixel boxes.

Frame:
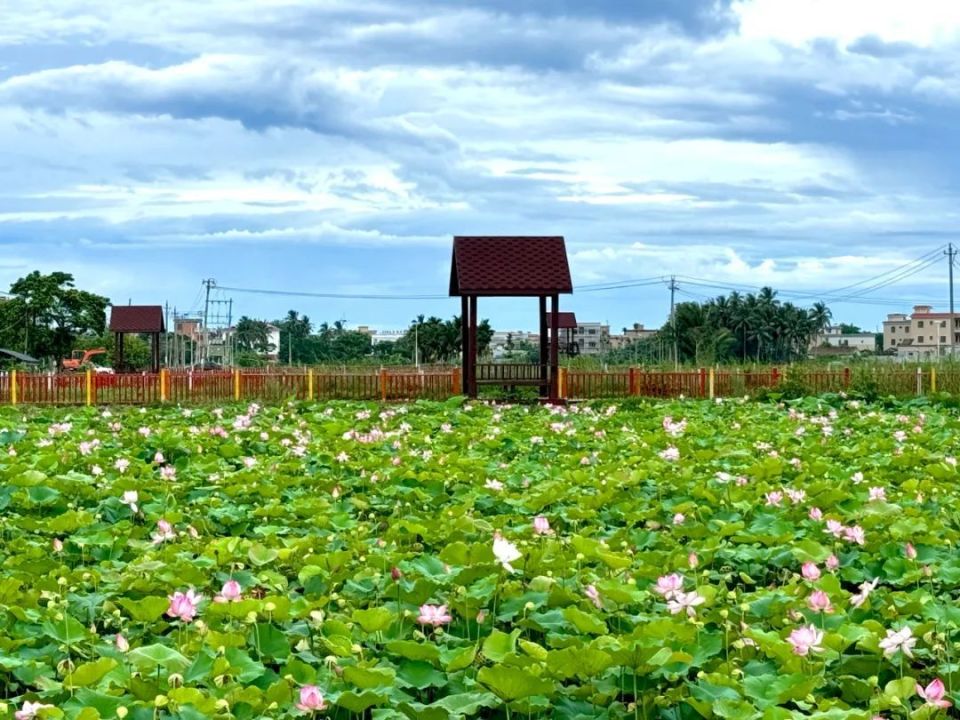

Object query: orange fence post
[380,369,388,402]
[234,369,241,401]
[843,367,851,388]
[771,367,780,386]
[451,368,461,395]
[85,368,93,407]
[10,370,16,406]
[160,369,169,402]
[699,368,706,397]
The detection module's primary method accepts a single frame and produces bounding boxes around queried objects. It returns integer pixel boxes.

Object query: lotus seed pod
[168,673,183,688]
[215,699,230,711]
[154,695,169,708]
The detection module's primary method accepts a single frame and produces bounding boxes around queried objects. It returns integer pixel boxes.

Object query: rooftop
[109,305,165,333]
[449,236,573,297]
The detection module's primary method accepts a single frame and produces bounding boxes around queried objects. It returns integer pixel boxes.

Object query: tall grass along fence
[0,366,947,406]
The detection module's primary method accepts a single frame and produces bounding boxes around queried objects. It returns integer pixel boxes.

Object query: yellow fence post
[931,367,937,394]
[160,368,168,402]
[708,367,715,399]
[234,368,241,401]
[10,369,16,406]
[307,368,314,401]
[558,367,567,400]
[85,368,93,406]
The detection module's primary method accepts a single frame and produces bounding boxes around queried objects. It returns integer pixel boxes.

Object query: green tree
[235,317,274,354]
[3,271,109,365]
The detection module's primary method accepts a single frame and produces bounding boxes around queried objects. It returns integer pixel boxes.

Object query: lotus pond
[2,396,960,720]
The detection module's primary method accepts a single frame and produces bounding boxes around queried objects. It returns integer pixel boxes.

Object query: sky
[1,0,960,333]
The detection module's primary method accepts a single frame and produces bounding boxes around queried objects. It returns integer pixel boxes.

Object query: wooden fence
[0,366,948,406]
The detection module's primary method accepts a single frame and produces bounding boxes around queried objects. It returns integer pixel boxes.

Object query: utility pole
[202,279,215,368]
[669,276,678,369]
[947,243,957,359]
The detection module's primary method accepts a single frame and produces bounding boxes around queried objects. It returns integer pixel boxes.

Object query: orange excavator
[62,348,108,372]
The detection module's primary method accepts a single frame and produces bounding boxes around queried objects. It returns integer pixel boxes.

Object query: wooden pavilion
[109,305,165,373]
[548,311,579,357]
[449,236,573,401]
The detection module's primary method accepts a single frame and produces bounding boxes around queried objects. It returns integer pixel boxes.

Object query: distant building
[883,305,960,359]
[810,325,876,355]
[575,321,610,355]
[356,326,407,345]
[490,330,540,359]
[609,323,658,350]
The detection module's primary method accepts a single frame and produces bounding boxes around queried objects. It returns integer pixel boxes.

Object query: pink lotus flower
[115,634,129,652]
[688,552,699,569]
[826,554,839,571]
[160,465,177,481]
[917,678,952,709]
[653,574,684,599]
[868,486,886,502]
[893,430,907,442]
[809,507,823,521]
[659,447,680,462]
[667,590,705,617]
[851,471,864,484]
[15,701,54,720]
[476,610,487,624]
[532,516,551,535]
[785,488,805,504]
[417,604,452,626]
[167,589,203,622]
[672,513,685,526]
[153,451,165,464]
[807,590,833,613]
[215,580,242,603]
[879,626,916,658]
[485,479,504,491]
[825,519,845,538]
[151,519,175,545]
[844,525,866,546]
[788,625,825,656]
[801,562,820,581]
[584,585,602,609]
[765,491,783,507]
[296,685,327,712]
[905,543,917,560]
[52,538,63,553]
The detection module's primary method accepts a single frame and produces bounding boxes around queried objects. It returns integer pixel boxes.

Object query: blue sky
[1,0,959,333]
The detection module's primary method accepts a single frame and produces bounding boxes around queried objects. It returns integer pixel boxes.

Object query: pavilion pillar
[538,296,548,398]
[460,295,469,396]
[550,294,560,401]
[468,295,478,397]
[116,333,125,371]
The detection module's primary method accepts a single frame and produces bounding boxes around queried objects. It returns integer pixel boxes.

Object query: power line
[216,284,450,301]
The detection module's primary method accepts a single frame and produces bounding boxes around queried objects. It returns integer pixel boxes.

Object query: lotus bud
[154,695,169,708]
[264,602,277,613]
[323,655,338,669]
[57,577,68,586]
[244,612,258,624]
[868,676,878,687]
[58,658,76,676]
[215,700,230,712]
[524,602,535,612]
[295,639,310,652]
[168,673,183,688]
[720,609,729,619]
[576,553,585,561]
[216,645,226,655]
[116,708,128,719]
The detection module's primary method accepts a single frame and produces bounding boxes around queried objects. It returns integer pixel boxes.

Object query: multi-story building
[609,323,658,350]
[575,321,610,355]
[489,331,540,359]
[883,306,960,359]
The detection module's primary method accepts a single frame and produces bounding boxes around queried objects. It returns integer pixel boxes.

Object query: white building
[811,326,875,353]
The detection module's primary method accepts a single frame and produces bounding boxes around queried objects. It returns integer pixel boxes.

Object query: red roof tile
[449,236,573,296]
[547,311,578,328]
[109,305,165,333]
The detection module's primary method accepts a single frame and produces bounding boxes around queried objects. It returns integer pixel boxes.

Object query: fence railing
[0,366,949,406]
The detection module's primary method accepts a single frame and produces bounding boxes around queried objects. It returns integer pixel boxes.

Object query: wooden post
[558,367,567,400]
[234,368,241,401]
[452,367,461,395]
[771,367,780,385]
[628,367,638,396]
[539,295,548,399]
[307,368,314,401]
[699,367,706,397]
[460,295,470,397]
[380,368,388,402]
[931,367,937,393]
[549,294,560,401]
[160,368,169,402]
[86,368,93,406]
[468,296,478,398]
[916,367,923,396]
[10,369,16,405]
[708,367,715,399]
[843,367,851,388]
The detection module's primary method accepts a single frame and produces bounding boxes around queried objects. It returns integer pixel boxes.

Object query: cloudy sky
[1,0,959,332]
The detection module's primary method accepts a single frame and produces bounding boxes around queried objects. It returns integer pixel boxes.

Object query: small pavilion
[109,305,165,373]
[449,236,573,401]
[548,311,579,357]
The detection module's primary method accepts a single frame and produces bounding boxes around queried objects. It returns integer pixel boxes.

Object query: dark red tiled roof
[109,305,165,333]
[547,311,578,328]
[450,236,573,296]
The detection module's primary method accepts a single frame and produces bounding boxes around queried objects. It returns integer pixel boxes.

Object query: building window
[588,329,596,335]
[942,336,947,343]
[918,320,924,328]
